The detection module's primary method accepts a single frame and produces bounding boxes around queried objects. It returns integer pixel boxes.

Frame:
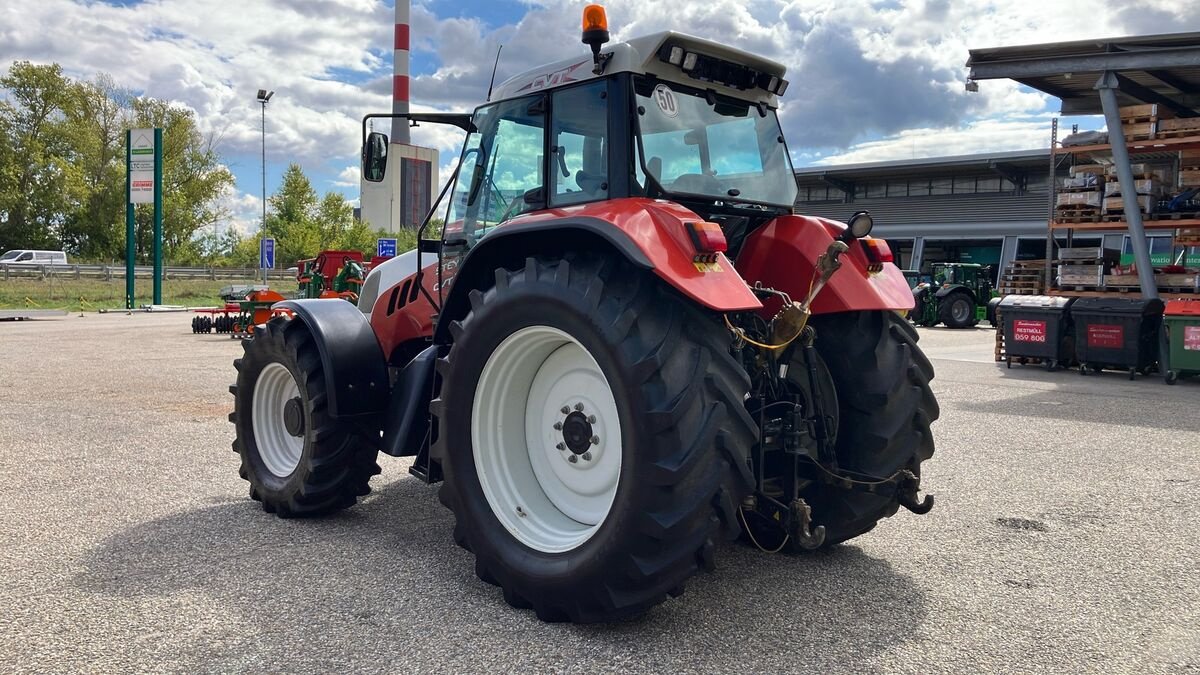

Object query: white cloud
[215,187,264,236]
[2,0,1198,200]
[331,165,361,187]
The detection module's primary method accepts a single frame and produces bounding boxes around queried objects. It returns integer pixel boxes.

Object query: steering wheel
[497,194,525,223]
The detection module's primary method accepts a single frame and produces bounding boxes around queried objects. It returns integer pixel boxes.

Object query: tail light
[685,221,727,262]
[860,238,893,273]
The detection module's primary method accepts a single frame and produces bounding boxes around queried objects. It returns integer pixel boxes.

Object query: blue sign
[377,237,397,258]
[259,238,275,269]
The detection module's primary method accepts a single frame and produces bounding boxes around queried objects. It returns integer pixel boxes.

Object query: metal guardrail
[0,263,294,282]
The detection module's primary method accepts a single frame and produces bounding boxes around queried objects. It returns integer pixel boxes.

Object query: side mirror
[840,211,874,241]
[362,131,389,183]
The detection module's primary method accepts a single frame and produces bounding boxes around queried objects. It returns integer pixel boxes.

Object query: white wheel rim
[472,325,623,554]
[252,362,304,478]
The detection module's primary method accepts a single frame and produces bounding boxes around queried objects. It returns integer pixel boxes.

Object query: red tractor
[230,7,938,623]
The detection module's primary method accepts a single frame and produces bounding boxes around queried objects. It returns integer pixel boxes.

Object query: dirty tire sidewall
[434,255,757,623]
[805,310,939,545]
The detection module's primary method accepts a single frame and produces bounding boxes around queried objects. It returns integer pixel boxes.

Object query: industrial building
[793,148,1191,282]
[794,149,1077,281]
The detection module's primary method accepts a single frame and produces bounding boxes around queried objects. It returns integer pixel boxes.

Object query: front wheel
[434,254,756,622]
[229,316,381,517]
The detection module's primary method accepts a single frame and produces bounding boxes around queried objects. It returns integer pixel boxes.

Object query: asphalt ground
[1,312,1197,673]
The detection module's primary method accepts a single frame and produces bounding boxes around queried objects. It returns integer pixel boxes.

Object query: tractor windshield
[633,77,797,208]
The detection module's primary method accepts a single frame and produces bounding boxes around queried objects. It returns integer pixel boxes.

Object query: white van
[0,250,68,265]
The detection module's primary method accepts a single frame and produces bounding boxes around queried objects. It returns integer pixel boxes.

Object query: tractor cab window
[445,96,546,247]
[633,77,797,208]
[550,81,608,206]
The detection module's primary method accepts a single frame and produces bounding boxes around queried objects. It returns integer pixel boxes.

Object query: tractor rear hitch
[789,498,826,550]
[897,470,935,514]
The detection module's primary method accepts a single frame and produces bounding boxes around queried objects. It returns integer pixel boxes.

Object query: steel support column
[1096,72,1158,299]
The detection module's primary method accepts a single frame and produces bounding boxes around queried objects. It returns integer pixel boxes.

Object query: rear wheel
[230,316,380,517]
[939,292,976,329]
[802,311,939,545]
[434,254,756,622]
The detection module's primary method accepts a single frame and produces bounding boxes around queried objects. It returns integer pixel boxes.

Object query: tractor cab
[363,28,795,262]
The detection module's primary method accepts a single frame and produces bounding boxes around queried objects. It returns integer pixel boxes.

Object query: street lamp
[256,89,274,282]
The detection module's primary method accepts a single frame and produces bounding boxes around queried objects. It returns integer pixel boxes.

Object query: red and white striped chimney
[392,0,411,144]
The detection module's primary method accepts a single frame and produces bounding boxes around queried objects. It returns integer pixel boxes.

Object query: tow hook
[897,470,935,514]
[789,498,826,550]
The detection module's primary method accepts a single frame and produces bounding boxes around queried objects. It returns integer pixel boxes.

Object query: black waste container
[998,295,1076,370]
[1070,297,1164,379]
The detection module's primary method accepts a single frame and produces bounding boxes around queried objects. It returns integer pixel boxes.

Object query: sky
[1,0,1198,235]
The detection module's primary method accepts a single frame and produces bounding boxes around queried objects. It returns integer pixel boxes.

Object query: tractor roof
[489,31,787,106]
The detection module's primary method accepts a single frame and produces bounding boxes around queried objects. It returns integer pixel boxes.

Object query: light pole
[256,88,274,283]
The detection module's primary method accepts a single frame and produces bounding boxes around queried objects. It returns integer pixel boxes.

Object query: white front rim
[252,362,304,478]
[472,326,623,554]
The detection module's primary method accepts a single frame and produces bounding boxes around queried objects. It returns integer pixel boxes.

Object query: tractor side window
[456,97,546,246]
[550,81,608,206]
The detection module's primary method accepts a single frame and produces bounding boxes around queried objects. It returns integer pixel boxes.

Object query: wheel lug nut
[587,415,596,424]
[582,452,592,461]
[568,455,578,463]
[590,435,600,445]
[561,406,571,415]
[556,442,566,451]
[553,422,563,430]
[574,403,585,411]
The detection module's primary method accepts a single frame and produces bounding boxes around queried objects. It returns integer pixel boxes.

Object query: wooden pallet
[1122,122,1157,141]
[1156,118,1200,138]
[1120,104,1172,122]
[1056,212,1102,223]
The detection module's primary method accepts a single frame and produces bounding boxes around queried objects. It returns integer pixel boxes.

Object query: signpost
[377,237,397,258]
[125,128,163,308]
[260,238,276,280]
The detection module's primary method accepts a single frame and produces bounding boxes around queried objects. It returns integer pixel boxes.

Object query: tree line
[0,61,403,267]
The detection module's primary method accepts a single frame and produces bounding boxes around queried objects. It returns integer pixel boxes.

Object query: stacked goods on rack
[1055,167,1104,222]
[1105,263,1200,292]
[1180,149,1200,192]
[1057,247,1120,290]
[1156,116,1200,140]
[998,259,1050,296]
[1102,162,1171,218]
[1118,104,1173,141]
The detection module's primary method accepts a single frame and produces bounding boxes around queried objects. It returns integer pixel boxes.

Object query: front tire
[803,311,939,544]
[433,255,756,622]
[230,316,381,517]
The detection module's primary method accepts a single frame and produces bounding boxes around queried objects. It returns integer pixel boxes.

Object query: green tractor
[911,262,995,329]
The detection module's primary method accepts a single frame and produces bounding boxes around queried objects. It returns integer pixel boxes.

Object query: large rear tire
[939,291,977,329]
[229,316,381,517]
[802,311,939,545]
[433,254,756,623]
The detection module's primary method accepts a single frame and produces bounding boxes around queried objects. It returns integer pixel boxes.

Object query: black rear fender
[274,299,389,418]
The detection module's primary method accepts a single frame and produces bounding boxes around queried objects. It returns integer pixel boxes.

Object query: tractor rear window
[634,77,797,208]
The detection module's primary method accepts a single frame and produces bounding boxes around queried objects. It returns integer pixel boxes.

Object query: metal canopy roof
[966,32,1200,116]
[795,149,1047,180]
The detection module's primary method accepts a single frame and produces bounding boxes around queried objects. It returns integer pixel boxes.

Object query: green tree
[59,74,131,258]
[261,163,321,267]
[0,61,234,261]
[0,62,76,252]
